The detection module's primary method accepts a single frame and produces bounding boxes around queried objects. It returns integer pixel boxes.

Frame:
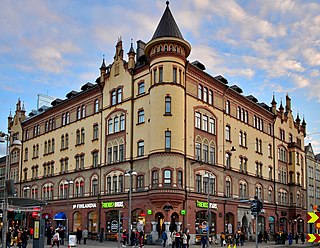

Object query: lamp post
[125,169,137,242]
[0,131,21,247]
[65,179,74,238]
[203,172,214,239]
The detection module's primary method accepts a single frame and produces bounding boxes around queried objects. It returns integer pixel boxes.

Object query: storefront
[102,200,124,241]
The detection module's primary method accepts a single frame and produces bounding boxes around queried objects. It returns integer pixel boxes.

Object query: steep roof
[151,1,184,40]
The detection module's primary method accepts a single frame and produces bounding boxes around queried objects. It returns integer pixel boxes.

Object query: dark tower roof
[151,1,184,40]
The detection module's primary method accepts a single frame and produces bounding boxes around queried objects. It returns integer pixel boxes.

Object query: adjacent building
[1,2,308,243]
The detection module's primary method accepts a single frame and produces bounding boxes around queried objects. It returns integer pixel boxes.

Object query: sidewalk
[37,239,317,248]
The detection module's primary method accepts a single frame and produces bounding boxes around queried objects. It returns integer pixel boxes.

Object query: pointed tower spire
[151,1,184,40]
[127,39,136,70]
[296,112,301,124]
[271,93,277,114]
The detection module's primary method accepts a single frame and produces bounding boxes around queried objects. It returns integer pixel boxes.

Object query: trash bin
[146,234,152,245]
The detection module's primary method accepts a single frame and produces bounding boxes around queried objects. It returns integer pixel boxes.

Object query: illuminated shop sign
[196,200,218,210]
[73,203,97,209]
[102,201,124,209]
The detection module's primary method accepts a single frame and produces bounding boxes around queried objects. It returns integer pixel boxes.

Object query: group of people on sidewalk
[5,226,30,248]
[121,229,144,248]
[161,229,191,248]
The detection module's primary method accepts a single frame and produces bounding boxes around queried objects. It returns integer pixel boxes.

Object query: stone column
[176,222,182,232]
[151,221,158,244]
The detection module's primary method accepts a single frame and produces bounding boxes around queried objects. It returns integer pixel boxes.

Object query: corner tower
[145,1,191,155]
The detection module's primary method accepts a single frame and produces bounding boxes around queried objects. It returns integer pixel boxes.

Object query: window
[65,134,69,148]
[81,105,86,118]
[268,144,272,157]
[137,141,144,157]
[195,142,201,161]
[225,100,230,114]
[159,67,163,82]
[165,131,171,150]
[225,178,231,197]
[92,151,99,167]
[81,128,85,144]
[75,179,84,197]
[92,178,98,196]
[195,112,201,129]
[107,177,111,194]
[152,170,159,188]
[269,167,273,180]
[138,82,145,95]
[78,106,82,119]
[209,145,216,165]
[164,170,172,186]
[153,69,157,84]
[203,87,208,102]
[209,118,215,134]
[239,181,247,198]
[196,175,201,193]
[113,145,118,162]
[198,85,202,100]
[117,88,122,103]
[165,96,171,114]
[138,110,145,124]
[178,171,183,187]
[225,153,231,169]
[173,67,177,83]
[120,115,125,131]
[226,125,231,141]
[93,124,99,140]
[202,115,208,132]
[108,119,113,134]
[208,90,213,105]
[76,130,80,145]
[137,175,144,190]
[119,144,124,162]
[114,116,119,132]
[107,147,112,164]
[203,144,208,163]
[111,90,116,105]
[94,99,99,113]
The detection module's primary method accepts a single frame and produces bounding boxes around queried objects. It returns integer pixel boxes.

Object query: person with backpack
[52,230,60,248]
[161,231,168,247]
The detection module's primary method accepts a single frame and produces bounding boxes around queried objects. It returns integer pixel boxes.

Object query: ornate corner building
[2,2,307,243]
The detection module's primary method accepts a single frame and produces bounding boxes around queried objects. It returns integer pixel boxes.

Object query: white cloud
[303,48,320,66]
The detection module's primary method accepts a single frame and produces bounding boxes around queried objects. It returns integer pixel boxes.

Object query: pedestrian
[6,228,12,248]
[46,226,54,246]
[161,231,168,247]
[263,230,268,243]
[295,233,299,244]
[288,232,293,245]
[76,228,82,244]
[186,230,190,248]
[182,231,187,248]
[57,227,65,245]
[139,230,144,248]
[28,227,33,240]
[82,227,88,245]
[121,230,127,247]
[17,229,22,248]
[301,232,305,244]
[200,235,208,248]
[21,228,28,248]
[52,230,60,248]
[130,230,136,247]
[171,230,176,248]
[175,231,181,248]
[220,232,225,246]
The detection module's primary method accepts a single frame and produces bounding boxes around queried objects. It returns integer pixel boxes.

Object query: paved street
[37,239,318,248]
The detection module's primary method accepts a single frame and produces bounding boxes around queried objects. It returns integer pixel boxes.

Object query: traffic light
[251,197,263,213]
[251,200,258,213]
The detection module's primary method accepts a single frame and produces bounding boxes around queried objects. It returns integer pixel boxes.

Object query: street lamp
[65,179,74,238]
[203,172,214,238]
[0,131,21,247]
[125,169,137,242]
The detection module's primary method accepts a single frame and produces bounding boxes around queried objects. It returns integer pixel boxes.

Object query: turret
[285,93,291,113]
[127,39,136,71]
[271,94,277,115]
[99,57,107,84]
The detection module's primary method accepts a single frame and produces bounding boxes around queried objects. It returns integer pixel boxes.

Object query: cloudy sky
[1,0,320,156]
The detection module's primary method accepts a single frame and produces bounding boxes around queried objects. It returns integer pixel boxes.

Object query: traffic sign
[308,212,320,223]
[307,234,320,243]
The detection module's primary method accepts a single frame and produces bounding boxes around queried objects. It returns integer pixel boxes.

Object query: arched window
[163,170,172,187]
[94,99,99,113]
[225,177,232,197]
[91,176,98,196]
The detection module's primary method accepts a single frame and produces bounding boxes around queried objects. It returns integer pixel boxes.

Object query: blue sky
[1,0,320,156]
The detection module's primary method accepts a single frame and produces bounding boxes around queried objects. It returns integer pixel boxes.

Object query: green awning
[14,213,23,220]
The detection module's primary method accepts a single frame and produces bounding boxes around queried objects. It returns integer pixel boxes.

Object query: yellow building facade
[5,2,307,244]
